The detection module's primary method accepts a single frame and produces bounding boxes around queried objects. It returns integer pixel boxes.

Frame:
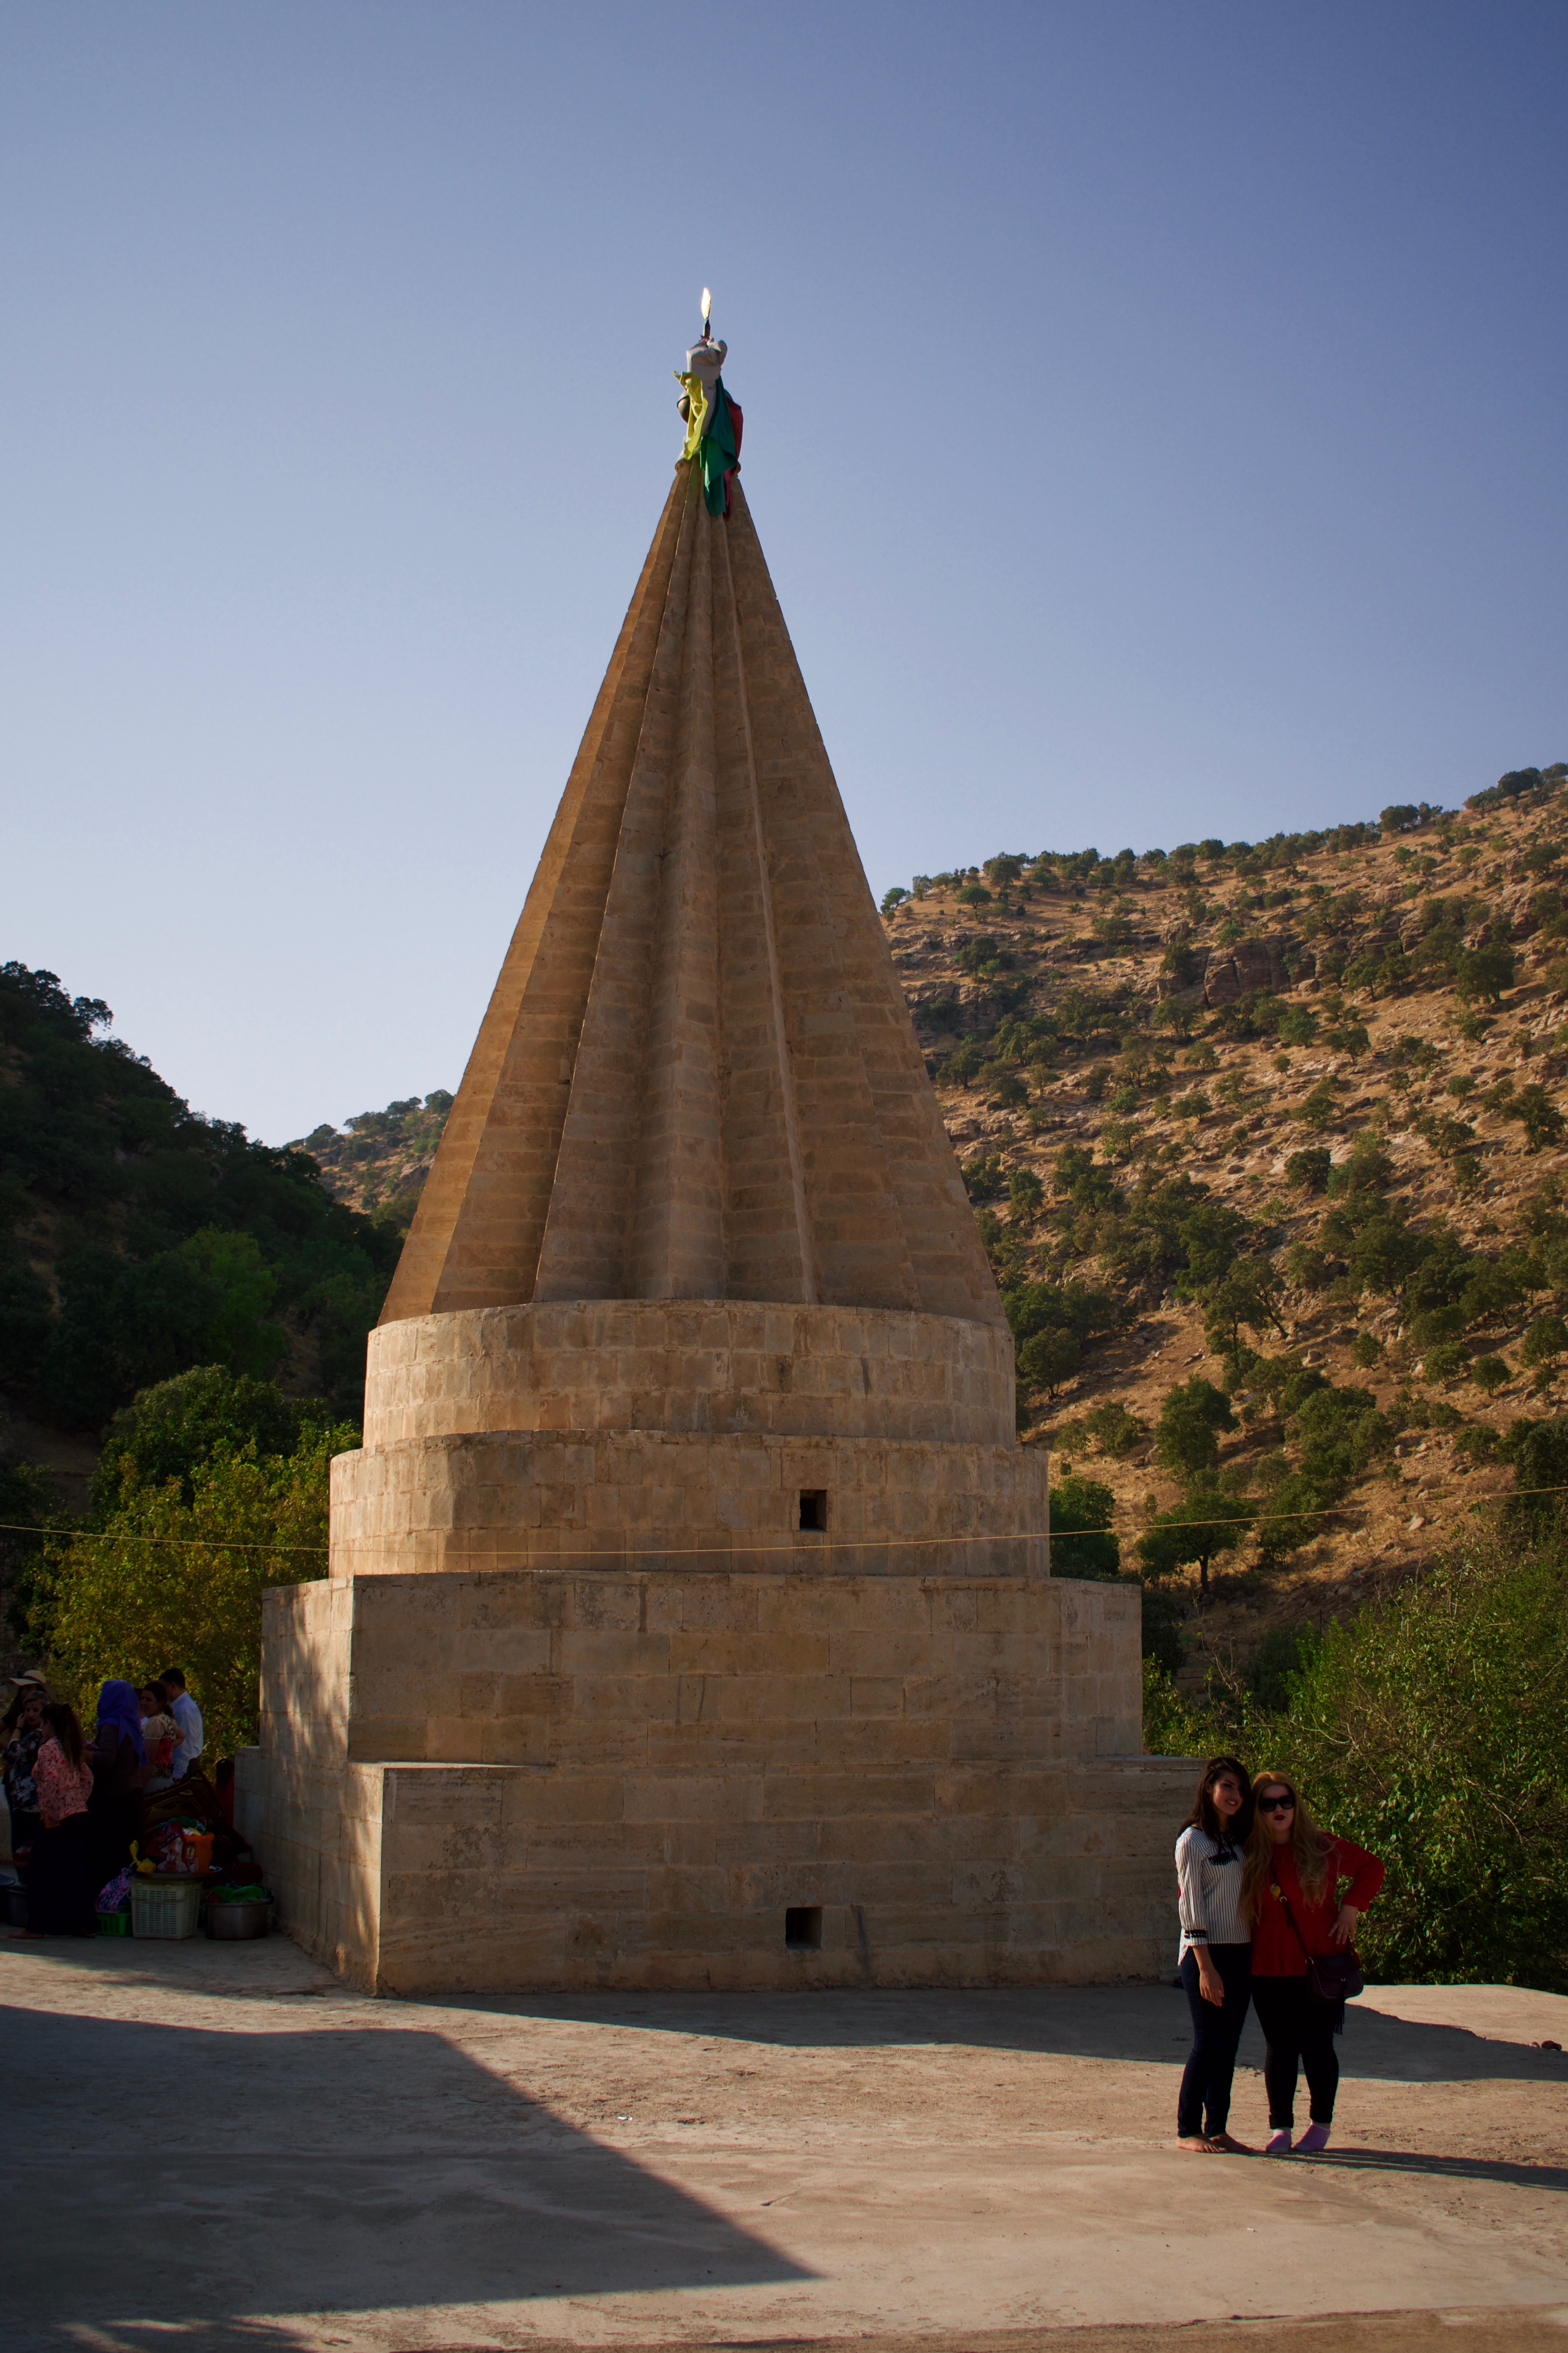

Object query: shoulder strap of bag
[1272,1875,1317,1962]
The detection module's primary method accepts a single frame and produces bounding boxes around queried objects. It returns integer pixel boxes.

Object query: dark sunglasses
[1258,1793,1296,1813]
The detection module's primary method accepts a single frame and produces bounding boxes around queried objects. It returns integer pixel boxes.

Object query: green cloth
[699,383,739,516]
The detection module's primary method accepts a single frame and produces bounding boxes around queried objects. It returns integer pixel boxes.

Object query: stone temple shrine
[237,324,1189,1992]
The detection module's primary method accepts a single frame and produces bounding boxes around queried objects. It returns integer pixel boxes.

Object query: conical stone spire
[381,459,1001,1330]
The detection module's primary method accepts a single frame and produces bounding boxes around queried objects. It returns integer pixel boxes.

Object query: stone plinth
[237,1562,1185,1995]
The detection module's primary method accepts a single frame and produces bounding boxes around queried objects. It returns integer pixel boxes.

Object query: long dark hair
[41,1701,85,1770]
[1184,1754,1254,1845]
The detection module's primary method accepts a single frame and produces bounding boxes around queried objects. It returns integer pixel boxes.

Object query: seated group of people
[2,1668,205,1936]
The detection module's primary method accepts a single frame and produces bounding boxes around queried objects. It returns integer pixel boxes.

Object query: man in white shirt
[160,1669,204,1779]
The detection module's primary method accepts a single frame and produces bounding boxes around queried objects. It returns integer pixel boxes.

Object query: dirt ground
[2,1928,1564,2353]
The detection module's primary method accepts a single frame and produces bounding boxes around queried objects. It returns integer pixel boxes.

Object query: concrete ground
[2,1928,1565,2353]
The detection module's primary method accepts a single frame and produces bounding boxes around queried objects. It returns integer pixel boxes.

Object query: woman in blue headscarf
[85,1679,149,1899]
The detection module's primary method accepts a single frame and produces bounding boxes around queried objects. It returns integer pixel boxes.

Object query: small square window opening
[785,1906,822,1952]
[799,1489,827,1532]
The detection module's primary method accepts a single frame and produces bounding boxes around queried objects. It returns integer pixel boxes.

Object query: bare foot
[1177,2135,1223,2152]
[1206,2131,1256,2153]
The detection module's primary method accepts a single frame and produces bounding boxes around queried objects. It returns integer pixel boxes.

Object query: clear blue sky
[3,4,1564,1143]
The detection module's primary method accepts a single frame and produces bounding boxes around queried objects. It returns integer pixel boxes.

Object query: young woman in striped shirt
[1174,1754,1256,2152]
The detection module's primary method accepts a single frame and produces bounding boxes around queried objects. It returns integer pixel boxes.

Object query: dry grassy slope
[883,786,1568,1683]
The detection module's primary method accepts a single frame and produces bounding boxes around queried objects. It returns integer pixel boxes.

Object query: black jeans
[1177,1943,1253,2138]
[1251,1975,1340,2128]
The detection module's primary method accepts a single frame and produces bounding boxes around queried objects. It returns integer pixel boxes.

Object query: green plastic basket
[97,1910,131,1937]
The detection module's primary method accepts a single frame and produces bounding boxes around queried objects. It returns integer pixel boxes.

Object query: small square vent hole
[785,1906,822,1952]
[798,1489,827,1532]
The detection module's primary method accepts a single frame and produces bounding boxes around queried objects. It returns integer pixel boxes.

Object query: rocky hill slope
[884,764,1568,1683]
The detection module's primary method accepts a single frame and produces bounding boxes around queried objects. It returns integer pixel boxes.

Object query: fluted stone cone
[381,459,999,1329]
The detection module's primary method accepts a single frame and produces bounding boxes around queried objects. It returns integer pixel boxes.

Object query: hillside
[290,1093,453,1225]
[0,965,400,1451]
[881,763,1568,1683]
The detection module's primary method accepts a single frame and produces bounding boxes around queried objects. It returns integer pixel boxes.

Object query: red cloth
[1251,1834,1384,1977]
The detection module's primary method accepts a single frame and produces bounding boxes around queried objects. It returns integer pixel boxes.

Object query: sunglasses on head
[1258,1792,1296,1813]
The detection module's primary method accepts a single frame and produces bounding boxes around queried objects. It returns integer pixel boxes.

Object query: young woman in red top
[1243,1770,1384,2155]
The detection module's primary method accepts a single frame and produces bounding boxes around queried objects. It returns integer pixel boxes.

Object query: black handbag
[1274,1878,1365,2004]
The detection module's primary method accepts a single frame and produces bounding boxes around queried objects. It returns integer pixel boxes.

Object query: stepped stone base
[236,1562,1190,1995]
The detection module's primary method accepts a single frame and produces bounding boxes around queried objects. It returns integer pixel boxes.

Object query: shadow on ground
[438,1982,1568,2086]
[1,2005,810,2351]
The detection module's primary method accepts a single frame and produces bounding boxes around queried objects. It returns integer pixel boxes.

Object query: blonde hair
[1241,1769,1338,1923]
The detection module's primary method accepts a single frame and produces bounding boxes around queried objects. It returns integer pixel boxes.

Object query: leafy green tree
[1512,1085,1566,1153]
[1199,1259,1286,1360]
[1048,1473,1120,1577]
[881,887,909,913]
[1277,1006,1318,1047]
[1007,1167,1044,1218]
[1138,1490,1252,1595]
[1017,1327,1082,1402]
[1294,1082,1338,1132]
[1154,1377,1236,1482]
[1471,1355,1511,1397]
[1286,1148,1332,1194]
[1522,1315,1568,1380]
[960,1151,1007,1201]
[1454,943,1516,1005]
[937,1040,987,1088]
[93,1366,334,1512]
[32,1419,352,1759]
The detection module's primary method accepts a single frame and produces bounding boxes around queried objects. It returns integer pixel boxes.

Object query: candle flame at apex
[701,287,712,323]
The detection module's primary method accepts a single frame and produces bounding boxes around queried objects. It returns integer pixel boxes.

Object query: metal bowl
[204,1898,270,1940]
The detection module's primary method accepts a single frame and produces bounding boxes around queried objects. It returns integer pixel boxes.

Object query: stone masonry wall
[331,1430,1051,1581]
[243,1565,1188,1993]
[362,1302,1017,1450]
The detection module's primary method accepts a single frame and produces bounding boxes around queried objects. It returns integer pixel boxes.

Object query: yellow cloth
[674,370,709,461]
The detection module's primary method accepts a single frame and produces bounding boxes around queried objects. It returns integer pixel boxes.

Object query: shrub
[1522,1315,1568,1371]
[1471,1355,1511,1397]
[1351,1333,1384,1369]
[1424,1341,1468,1385]
[1512,1085,1566,1153]
[881,887,909,914]
[956,882,992,907]
[1081,1400,1146,1457]
[1285,1149,1332,1195]
[1295,1083,1338,1132]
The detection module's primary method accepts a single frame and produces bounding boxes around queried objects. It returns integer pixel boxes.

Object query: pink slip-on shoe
[1294,2123,1331,2154]
[1265,2129,1293,2156]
